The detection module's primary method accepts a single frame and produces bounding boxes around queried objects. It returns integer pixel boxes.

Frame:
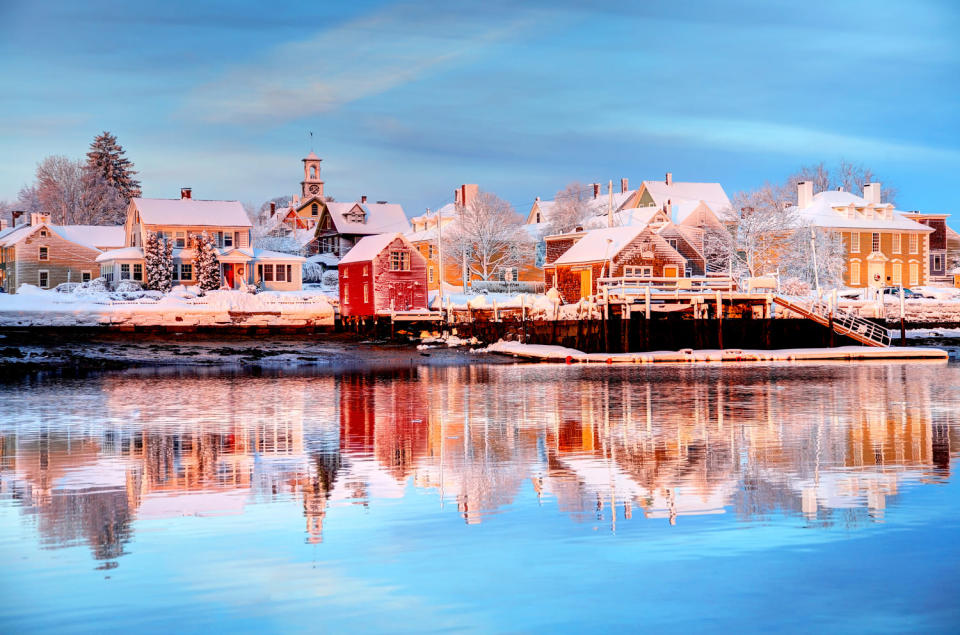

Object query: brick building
[338,233,428,317]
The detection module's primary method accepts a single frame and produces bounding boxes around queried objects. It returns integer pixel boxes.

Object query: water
[1,361,959,632]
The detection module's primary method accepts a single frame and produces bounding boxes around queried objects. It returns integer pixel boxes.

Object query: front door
[664,265,679,278]
[223,263,234,289]
[867,261,884,288]
[579,269,592,299]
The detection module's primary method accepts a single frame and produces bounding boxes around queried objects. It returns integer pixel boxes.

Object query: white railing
[598,275,737,297]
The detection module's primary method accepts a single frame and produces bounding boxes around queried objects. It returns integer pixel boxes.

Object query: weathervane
[309,131,314,151]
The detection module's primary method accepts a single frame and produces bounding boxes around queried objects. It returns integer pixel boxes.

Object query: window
[38,247,48,261]
[39,229,48,237]
[871,232,880,253]
[428,245,435,259]
[344,286,349,303]
[429,266,434,283]
[101,265,113,282]
[38,271,49,288]
[363,284,369,303]
[363,265,369,276]
[893,234,901,254]
[133,263,143,281]
[624,265,653,277]
[892,263,902,285]
[850,232,860,253]
[389,250,410,271]
[276,263,286,282]
[176,232,186,248]
[342,266,348,278]
[909,262,919,286]
[81,271,91,283]
[120,263,130,280]
[909,234,918,254]
[180,263,192,280]
[667,238,678,250]
[263,264,274,282]
[850,261,860,285]
[311,203,319,216]
[934,254,944,272]
[286,264,292,282]
[172,263,179,280]
[224,232,233,247]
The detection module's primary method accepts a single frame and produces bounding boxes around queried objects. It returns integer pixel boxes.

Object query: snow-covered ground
[0,284,335,327]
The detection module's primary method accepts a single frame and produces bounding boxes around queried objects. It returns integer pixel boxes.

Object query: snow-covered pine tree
[85,132,142,200]
[194,232,221,293]
[144,231,173,292]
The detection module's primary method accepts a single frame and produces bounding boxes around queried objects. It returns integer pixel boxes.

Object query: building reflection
[0,363,957,566]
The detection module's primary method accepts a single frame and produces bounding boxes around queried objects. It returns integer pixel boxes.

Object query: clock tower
[301,151,324,199]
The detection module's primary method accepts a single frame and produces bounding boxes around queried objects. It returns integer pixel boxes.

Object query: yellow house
[793,182,933,288]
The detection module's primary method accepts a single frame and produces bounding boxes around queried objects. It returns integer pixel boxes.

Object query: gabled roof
[0,224,34,247]
[52,225,125,250]
[324,202,410,235]
[790,191,933,232]
[133,198,252,228]
[339,232,413,264]
[554,225,648,265]
[639,181,734,221]
[583,207,667,230]
[528,190,636,225]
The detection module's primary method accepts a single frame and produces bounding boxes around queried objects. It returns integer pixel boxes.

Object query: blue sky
[1,0,958,224]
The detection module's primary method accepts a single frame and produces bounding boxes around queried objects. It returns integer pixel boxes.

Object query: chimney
[797,181,814,209]
[592,183,600,199]
[30,212,41,226]
[665,172,673,186]
[376,200,387,204]
[863,182,881,205]
[574,225,584,233]
[269,202,276,217]
[454,188,462,207]
[361,195,367,204]
[180,187,192,199]
[0,219,7,231]
[620,178,629,193]
[11,210,24,225]
[461,184,479,209]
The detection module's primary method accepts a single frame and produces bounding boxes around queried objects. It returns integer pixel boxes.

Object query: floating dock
[484,342,950,364]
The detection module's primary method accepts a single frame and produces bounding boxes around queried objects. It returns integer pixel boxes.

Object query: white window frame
[38,270,49,288]
[175,232,186,248]
[180,263,192,281]
[850,232,860,254]
[909,234,918,254]
[133,263,143,281]
[892,262,902,286]
[38,246,49,261]
[909,262,919,286]
[276,263,286,282]
[850,261,861,286]
[223,232,233,248]
[363,284,369,303]
[892,233,901,254]
[389,250,410,271]
[81,270,92,283]
[933,253,944,271]
[428,266,434,283]
[262,264,273,282]
[344,285,349,303]
[871,232,880,253]
[120,263,131,280]
[624,265,653,277]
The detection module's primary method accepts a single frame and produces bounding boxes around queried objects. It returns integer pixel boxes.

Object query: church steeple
[301,151,324,199]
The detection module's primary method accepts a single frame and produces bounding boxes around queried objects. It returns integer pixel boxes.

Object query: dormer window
[345,206,366,224]
[39,229,48,237]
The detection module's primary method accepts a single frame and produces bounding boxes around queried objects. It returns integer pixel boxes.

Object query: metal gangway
[773,296,890,347]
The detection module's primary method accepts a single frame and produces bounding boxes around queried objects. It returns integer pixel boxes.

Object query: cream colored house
[0,214,124,292]
[97,189,304,291]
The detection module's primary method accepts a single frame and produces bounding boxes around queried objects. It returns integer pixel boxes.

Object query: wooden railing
[597,275,737,297]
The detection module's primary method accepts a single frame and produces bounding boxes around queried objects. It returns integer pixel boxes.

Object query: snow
[0,285,334,327]
[52,225,125,250]
[96,246,144,262]
[480,341,949,363]
[306,253,340,267]
[339,232,409,264]
[325,202,411,235]
[132,197,252,227]
[791,190,932,232]
[905,328,960,339]
[553,225,647,265]
[640,180,734,220]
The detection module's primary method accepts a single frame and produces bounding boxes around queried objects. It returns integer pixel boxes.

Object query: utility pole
[810,226,821,298]
[607,180,614,227]
[434,208,444,306]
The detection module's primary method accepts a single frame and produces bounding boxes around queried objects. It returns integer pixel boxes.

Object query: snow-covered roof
[306,253,340,267]
[554,225,648,265]
[96,246,144,262]
[0,224,34,247]
[52,225,125,250]
[133,198,252,228]
[325,202,410,236]
[339,232,411,264]
[583,207,665,230]
[790,191,933,232]
[251,248,305,261]
[528,190,636,225]
[639,181,734,221]
[410,203,457,225]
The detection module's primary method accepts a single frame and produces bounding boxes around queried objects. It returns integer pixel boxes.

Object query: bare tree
[34,156,122,224]
[442,190,529,288]
[731,182,797,277]
[789,160,897,205]
[781,225,847,290]
[547,182,595,235]
[15,184,42,215]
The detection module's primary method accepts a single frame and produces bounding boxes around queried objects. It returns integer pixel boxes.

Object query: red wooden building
[338,233,429,317]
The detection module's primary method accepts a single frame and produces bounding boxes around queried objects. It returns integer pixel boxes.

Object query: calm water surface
[1,361,959,632]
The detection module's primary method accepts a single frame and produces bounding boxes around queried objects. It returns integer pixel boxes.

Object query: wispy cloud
[181,2,540,125]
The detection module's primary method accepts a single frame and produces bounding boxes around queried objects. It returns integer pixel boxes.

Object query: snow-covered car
[54,282,81,293]
[880,287,930,299]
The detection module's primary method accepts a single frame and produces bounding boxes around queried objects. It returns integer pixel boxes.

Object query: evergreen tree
[85,131,142,201]
[144,231,173,292]
[194,232,221,293]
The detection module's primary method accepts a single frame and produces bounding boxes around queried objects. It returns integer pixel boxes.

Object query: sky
[1,0,958,225]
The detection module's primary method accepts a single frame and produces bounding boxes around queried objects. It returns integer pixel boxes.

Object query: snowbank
[480,341,949,363]
[0,286,335,327]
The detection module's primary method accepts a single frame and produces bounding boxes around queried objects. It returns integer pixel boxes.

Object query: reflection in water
[1,363,957,570]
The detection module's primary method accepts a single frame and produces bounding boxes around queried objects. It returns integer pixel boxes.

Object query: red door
[223,263,234,288]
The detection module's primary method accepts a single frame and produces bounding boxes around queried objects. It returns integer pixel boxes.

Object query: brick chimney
[620,178,629,193]
[0,219,7,231]
[361,195,367,204]
[30,213,50,226]
[665,172,673,186]
[863,182,881,205]
[797,181,814,208]
[11,210,24,225]
[180,187,192,199]
[592,183,600,198]
[270,202,276,217]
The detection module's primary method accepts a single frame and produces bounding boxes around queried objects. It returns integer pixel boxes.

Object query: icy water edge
[1,360,959,633]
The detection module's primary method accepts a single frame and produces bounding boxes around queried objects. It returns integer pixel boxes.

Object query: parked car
[881,287,930,299]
